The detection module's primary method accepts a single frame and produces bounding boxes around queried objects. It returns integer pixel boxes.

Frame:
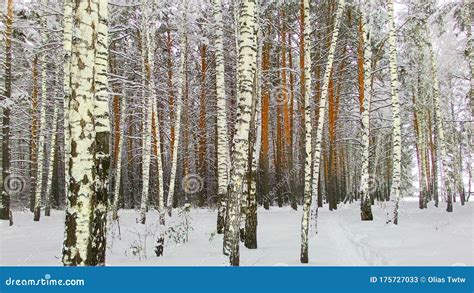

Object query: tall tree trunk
[387,0,402,224]
[62,0,109,266]
[359,2,374,221]
[112,97,126,220]
[0,0,13,221]
[426,32,452,212]
[244,1,261,249]
[301,0,345,263]
[166,19,186,214]
[45,104,59,216]
[62,0,73,209]
[139,0,157,224]
[30,55,39,212]
[33,25,49,221]
[226,0,257,266]
[214,0,230,234]
[299,0,313,264]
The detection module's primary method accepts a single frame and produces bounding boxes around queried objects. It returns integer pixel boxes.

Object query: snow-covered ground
[1,201,473,266]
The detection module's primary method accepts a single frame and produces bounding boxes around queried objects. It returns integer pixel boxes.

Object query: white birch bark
[359,1,374,221]
[139,0,154,224]
[152,96,165,225]
[461,0,473,117]
[33,23,49,221]
[244,0,261,249]
[90,0,109,265]
[226,0,257,266]
[299,0,313,264]
[387,0,402,224]
[166,17,186,215]
[301,0,345,263]
[62,0,73,200]
[429,46,452,212]
[213,0,230,235]
[44,103,58,216]
[62,0,103,266]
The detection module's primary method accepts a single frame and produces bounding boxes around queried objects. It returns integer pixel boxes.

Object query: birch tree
[301,0,345,263]
[139,0,157,224]
[387,0,402,224]
[359,0,374,221]
[62,0,73,202]
[166,11,186,216]
[62,0,109,266]
[45,103,58,216]
[213,0,230,235]
[299,0,313,264]
[226,0,257,266]
[33,8,49,221]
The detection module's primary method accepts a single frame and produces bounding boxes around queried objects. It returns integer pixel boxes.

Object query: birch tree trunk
[226,0,257,266]
[387,0,402,224]
[33,24,49,221]
[461,0,473,117]
[89,0,110,265]
[30,55,39,212]
[299,0,313,264]
[244,0,261,249]
[213,0,230,235]
[45,104,58,216]
[301,0,345,263]
[139,0,155,224]
[429,46,452,212]
[63,0,73,206]
[62,0,109,266]
[166,17,186,215]
[359,1,374,221]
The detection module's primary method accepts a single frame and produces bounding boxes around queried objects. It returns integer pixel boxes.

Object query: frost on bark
[226,0,257,266]
[30,55,39,212]
[300,0,313,263]
[139,0,161,224]
[45,104,59,216]
[301,0,345,263]
[429,46,452,212]
[213,0,230,235]
[34,13,49,221]
[244,0,261,249]
[0,0,13,221]
[62,0,109,266]
[358,1,374,221]
[387,0,402,225]
[461,0,473,117]
[63,0,73,203]
[90,0,110,265]
[166,16,186,217]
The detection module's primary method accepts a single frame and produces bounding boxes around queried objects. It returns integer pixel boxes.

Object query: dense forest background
[0,0,472,266]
